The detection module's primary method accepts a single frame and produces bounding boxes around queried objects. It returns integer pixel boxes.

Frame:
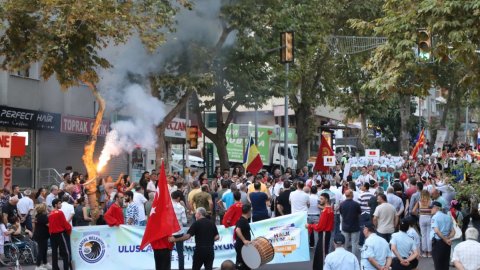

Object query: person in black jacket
[33,203,51,270]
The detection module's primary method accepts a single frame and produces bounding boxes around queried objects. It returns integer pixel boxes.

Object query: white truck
[221,124,298,171]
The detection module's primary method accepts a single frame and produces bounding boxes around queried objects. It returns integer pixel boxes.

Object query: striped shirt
[359,190,374,214]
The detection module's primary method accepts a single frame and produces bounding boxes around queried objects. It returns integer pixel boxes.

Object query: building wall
[0,70,129,188]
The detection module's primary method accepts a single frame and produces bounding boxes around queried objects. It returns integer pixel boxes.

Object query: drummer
[235,204,253,270]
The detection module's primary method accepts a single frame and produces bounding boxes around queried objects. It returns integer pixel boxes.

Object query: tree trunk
[152,87,194,172]
[81,83,105,220]
[451,105,462,144]
[440,87,453,128]
[192,92,238,172]
[295,105,312,170]
[215,132,230,171]
[399,94,411,153]
[360,110,368,147]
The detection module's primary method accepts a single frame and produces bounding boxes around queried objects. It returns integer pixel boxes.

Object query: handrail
[37,168,63,188]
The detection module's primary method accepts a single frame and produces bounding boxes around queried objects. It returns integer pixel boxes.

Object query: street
[19,254,440,270]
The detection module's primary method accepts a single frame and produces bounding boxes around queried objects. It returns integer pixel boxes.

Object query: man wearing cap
[361,222,392,270]
[17,189,34,231]
[430,201,454,270]
[390,219,419,270]
[324,233,360,270]
[452,227,480,270]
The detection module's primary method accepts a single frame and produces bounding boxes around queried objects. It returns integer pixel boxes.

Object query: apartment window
[11,63,39,80]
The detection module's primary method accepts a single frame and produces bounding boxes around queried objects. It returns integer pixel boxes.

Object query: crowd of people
[0,145,480,270]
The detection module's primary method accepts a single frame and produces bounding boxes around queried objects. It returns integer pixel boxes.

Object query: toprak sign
[61,115,110,136]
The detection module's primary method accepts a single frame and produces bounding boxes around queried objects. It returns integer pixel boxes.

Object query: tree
[349,0,433,152]
[155,1,276,171]
[0,0,189,216]
[241,0,343,169]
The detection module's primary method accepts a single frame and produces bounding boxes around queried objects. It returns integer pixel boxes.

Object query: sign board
[2,158,12,190]
[0,132,12,159]
[224,124,297,163]
[238,125,249,139]
[165,118,188,139]
[0,105,61,131]
[0,132,26,158]
[61,115,110,136]
[323,156,336,166]
[365,149,380,158]
[205,143,215,178]
[435,129,447,151]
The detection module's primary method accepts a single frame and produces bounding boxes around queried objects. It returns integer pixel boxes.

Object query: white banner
[71,212,309,270]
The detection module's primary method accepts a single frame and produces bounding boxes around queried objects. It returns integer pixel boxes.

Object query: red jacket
[104,203,124,227]
[48,209,72,235]
[222,202,243,227]
[308,206,334,233]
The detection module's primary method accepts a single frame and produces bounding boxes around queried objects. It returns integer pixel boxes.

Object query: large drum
[241,237,275,269]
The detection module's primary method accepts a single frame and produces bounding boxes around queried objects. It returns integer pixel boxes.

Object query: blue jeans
[174,234,184,270]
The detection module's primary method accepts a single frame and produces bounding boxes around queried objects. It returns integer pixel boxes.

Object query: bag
[449,212,462,240]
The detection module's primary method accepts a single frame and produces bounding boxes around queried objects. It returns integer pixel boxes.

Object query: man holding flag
[140,160,180,270]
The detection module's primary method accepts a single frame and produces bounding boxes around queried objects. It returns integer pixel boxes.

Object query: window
[10,63,39,80]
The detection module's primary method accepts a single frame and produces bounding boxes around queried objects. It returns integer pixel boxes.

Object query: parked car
[172,150,205,168]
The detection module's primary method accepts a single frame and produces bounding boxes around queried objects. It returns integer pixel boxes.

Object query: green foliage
[368,95,422,143]
[452,162,480,203]
[0,0,190,88]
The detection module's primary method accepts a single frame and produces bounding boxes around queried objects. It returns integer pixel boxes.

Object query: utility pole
[280,31,294,172]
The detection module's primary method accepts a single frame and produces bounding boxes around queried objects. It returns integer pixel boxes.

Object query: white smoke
[97,84,166,170]
[96,0,226,171]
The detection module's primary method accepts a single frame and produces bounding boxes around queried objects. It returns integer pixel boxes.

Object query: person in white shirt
[147,179,156,197]
[289,181,310,213]
[356,167,374,187]
[307,186,320,248]
[171,190,188,270]
[46,185,59,212]
[133,186,148,226]
[273,176,287,197]
[17,189,34,231]
[60,195,75,225]
[452,227,480,270]
[168,175,178,195]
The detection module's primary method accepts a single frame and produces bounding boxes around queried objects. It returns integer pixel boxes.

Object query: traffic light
[280,31,294,63]
[417,29,432,61]
[187,126,198,149]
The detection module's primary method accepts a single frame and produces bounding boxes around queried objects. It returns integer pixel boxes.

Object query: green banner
[224,124,296,163]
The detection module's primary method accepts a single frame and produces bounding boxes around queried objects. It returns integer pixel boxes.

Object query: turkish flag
[314,134,334,173]
[140,160,180,250]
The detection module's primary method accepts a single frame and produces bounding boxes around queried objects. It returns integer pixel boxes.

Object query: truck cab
[272,143,297,170]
